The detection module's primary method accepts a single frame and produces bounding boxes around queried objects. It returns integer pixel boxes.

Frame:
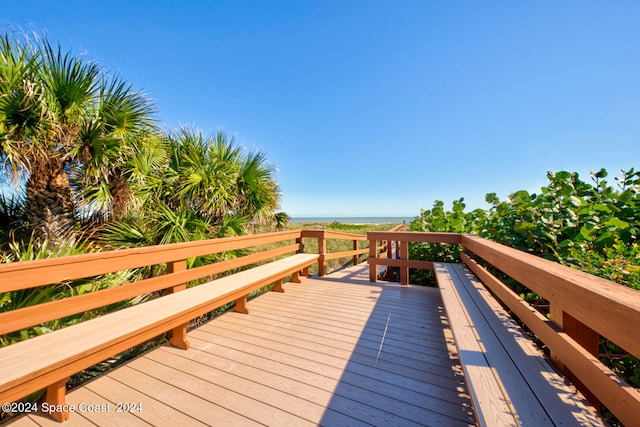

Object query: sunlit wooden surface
[9,265,474,426]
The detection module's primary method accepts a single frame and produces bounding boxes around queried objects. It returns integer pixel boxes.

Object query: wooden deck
[9,265,474,426]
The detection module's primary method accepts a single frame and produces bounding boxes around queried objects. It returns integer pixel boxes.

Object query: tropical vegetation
[0,30,286,340]
[409,168,640,289]
[0,29,288,420]
[408,168,640,424]
[0,30,284,260]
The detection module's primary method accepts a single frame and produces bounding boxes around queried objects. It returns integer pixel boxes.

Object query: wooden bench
[435,262,606,427]
[0,253,318,422]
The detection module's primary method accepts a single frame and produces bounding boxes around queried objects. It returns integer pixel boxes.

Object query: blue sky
[3,1,640,217]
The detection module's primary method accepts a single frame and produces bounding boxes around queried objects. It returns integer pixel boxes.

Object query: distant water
[290,216,414,224]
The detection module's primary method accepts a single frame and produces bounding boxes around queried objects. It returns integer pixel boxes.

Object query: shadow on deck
[9,265,474,426]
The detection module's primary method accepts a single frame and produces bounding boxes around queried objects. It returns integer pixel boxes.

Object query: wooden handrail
[0,231,306,337]
[0,226,403,332]
[0,230,303,292]
[0,243,300,336]
[366,230,640,426]
[368,231,460,244]
[299,225,404,276]
[461,235,640,358]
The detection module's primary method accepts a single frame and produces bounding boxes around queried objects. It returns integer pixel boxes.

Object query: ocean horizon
[290,216,414,224]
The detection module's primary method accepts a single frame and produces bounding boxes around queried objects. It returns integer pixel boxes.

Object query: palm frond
[39,41,99,126]
[98,76,156,137]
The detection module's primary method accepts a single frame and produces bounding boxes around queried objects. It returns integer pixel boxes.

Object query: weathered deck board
[9,265,474,427]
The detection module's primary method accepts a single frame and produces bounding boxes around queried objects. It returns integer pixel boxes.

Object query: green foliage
[0,29,156,247]
[0,237,139,346]
[411,168,640,285]
[408,198,488,284]
[273,212,290,230]
[410,168,640,418]
[0,29,285,417]
[490,169,638,260]
[97,128,280,265]
[327,221,372,231]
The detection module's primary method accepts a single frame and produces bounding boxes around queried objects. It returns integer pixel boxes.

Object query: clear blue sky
[4,1,640,217]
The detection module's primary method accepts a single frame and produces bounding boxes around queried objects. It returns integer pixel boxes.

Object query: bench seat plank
[0,253,318,405]
[436,263,518,427]
[435,262,605,427]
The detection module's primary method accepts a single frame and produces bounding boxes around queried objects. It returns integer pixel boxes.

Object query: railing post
[399,240,409,286]
[368,237,377,282]
[387,240,393,259]
[550,303,600,408]
[296,236,304,253]
[353,239,359,265]
[166,259,190,350]
[318,232,326,276]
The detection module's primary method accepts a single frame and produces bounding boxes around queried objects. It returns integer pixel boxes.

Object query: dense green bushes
[409,168,640,423]
[410,168,640,290]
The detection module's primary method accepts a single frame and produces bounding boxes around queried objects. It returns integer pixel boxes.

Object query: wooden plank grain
[108,366,262,426]
[5,263,474,427]
[85,375,207,426]
[140,350,328,424]
[462,235,640,358]
[444,264,553,426]
[0,231,303,291]
[435,263,517,427]
[126,356,316,426]
[0,254,319,404]
[461,254,632,426]
[449,264,605,427]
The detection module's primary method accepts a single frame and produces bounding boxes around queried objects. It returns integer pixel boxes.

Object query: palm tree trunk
[108,169,132,221]
[25,157,76,247]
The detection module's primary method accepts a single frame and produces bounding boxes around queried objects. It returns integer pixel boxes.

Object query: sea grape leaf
[605,217,630,230]
[514,222,536,233]
[579,224,593,240]
[569,196,583,207]
[593,204,612,213]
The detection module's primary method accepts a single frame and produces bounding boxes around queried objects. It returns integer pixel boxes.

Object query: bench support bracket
[168,323,190,350]
[272,279,285,293]
[46,377,70,422]
[290,271,302,283]
[234,296,250,314]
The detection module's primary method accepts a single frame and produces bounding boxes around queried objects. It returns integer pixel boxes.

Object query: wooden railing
[367,230,458,284]
[367,231,640,426]
[0,224,406,422]
[0,225,404,342]
[0,230,306,339]
[0,225,402,329]
[299,230,368,276]
[303,223,405,276]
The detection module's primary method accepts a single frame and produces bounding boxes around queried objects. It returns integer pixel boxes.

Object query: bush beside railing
[367,231,640,427]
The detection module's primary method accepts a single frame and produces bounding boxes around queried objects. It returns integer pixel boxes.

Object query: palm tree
[167,128,281,224]
[0,31,155,248]
[99,128,281,251]
[237,149,280,223]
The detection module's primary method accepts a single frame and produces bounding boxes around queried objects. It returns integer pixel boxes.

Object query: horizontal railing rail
[368,231,459,284]
[367,231,640,426]
[1,224,408,421]
[0,225,406,338]
[0,231,306,337]
[300,224,404,276]
[0,230,304,292]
